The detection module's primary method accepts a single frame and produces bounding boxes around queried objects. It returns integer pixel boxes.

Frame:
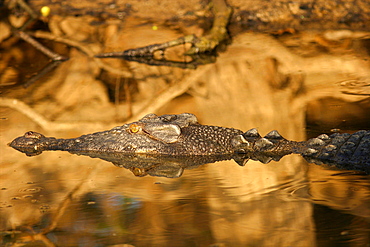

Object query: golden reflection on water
[1,150,369,246]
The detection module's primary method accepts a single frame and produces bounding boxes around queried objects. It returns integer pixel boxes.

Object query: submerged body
[9,113,370,173]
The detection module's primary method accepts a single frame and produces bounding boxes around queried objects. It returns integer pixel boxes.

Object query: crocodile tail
[232,129,370,173]
[300,130,370,173]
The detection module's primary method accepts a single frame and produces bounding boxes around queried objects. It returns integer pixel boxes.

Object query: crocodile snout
[8,131,46,156]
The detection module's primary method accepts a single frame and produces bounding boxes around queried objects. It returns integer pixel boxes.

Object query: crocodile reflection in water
[9,113,370,177]
[75,152,235,178]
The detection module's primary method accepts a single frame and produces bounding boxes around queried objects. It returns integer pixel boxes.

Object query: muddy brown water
[1,12,370,247]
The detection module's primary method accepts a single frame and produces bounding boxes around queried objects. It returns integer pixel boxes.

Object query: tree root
[95,0,232,60]
[0,97,110,132]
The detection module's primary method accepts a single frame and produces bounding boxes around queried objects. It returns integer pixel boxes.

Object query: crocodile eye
[24,131,44,139]
[129,124,142,133]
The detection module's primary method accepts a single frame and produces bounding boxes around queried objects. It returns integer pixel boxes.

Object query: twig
[15,31,69,61]
[15,0,38,19]
[23,61,63,88]
[32,31,133,77]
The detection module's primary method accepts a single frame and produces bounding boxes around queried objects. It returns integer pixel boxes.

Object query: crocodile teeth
[255,138,274,149]
[244,128,261,138]
[317,134,330,141]
[264,130,284,139]
[308,138,325,146]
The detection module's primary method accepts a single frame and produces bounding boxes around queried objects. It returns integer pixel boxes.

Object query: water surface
[1,7,370,246]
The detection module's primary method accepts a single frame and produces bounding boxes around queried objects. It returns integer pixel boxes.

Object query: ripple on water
[18,187,44,193]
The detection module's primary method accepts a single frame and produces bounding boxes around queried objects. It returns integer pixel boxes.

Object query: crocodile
[8,113,370,174]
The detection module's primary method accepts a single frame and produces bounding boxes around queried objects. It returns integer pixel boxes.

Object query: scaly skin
[8,113,242,156]
[233,128,370,172]
[8,113,370,173]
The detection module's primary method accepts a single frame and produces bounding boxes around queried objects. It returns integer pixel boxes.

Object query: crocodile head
[8,131,53,156]
[99,113,242,155]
